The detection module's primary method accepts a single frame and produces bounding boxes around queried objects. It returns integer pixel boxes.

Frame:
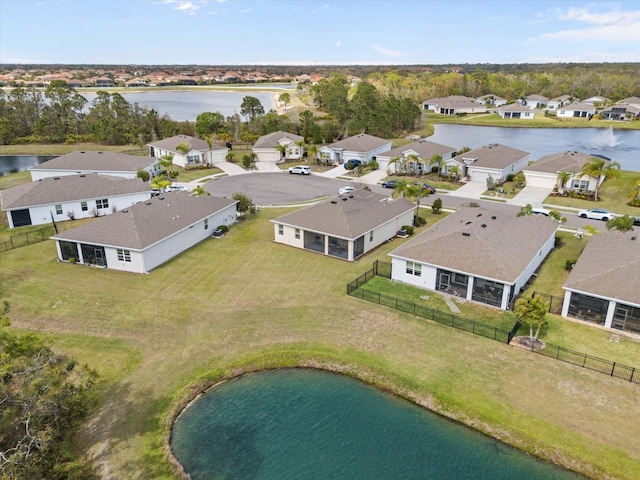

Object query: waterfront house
[389,206,558,310]
[51,192,238,274]
[523,94,548,109]
[272,189,414,261]
[475,94,507,107]
[547,95,574,110]
[318,133,392,166]
[556,102,596,119]
[457,144,530,183]
[497,104,535,120]
[29,151,161,181]
[523,151,603,192]
[422,95,487,115]
[599,104,640,121]
[148,134,228,167]
[1,174,152,228]
[561,231,640,334]
[376,139,457,176]
[251,131,304,164]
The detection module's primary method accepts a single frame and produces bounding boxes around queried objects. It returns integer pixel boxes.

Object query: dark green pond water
[171,369,583,480]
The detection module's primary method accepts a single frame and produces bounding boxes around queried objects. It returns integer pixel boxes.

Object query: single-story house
[457,144,530,183]
[475,94,507,107]
[422,95,487,115]
[497,104,535,119]
[522,94,548,109]
[389,206,559,310]
[29,151,162,181]
[1,174,152,228]
[618,96,640,109]
[582,95,609,106]
[546,95,574,110]
[318,133,392,166]
[556,102,596,118]
[599,104,640,121]
[376,139,457,176]
[251,131,304,163]
[147,134,228,167]
[561,231,640,334]
[51,192,238,274]
[271,189,414,261]
[523,151,603,191]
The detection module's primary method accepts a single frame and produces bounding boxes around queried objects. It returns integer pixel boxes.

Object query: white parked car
[288,165,311,175]
[577,208,615,221]
[339,186,356,195]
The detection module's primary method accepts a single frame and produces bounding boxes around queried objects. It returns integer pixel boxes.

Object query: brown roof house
[271,189,414,261]
[51,192,238,274]
[318,133,392,166]
[456,144,530,183]
[1,174,152,228]
[147,134,228,167]
[29,151,162,181]
[252,131,304,163]
[422,95,487,115]
[523,151,605,191]
[561,231,640,335]
[555,102,596,119]
[389,206,559,310]
[498,103,535,120]
[376,139,457,176]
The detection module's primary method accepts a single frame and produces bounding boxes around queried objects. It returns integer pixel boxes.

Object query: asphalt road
[204,172,605,230]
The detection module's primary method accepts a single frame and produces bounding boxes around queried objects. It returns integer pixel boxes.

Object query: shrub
[431,197,443,214]
[136,169,150,182]
[627,198,640,207]
[565,259,576,271]
[413,216,426,227]
[401,225,414,235]
[506,174,515,182]
[217,225,229,233]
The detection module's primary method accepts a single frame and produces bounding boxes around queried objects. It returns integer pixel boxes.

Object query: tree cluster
[0,304,98,480]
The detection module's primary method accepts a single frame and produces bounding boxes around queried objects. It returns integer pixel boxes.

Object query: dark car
[416,182,436,193]
[343,159,362,170]
[381,179,397,188]
[634,216,640,226]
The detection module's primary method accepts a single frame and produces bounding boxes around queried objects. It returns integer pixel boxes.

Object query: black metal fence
[532,291,564,314]
[0,226,56,252]
[348,262,639,384]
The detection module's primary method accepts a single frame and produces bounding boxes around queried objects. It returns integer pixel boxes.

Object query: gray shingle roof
[328,133,390,152]
[525,151,597,174]
[51,192,237,250]
[382,139,456,160]
[148,134,225,152]
[1,175,150,210]
[461,144,529,170]
[30,151,158,172]
[253,131,304,148]
[498,104,533,113]
[563,231,640,305]
[272,190,414,239]
[389,206,558,284]
[559,102,595,111]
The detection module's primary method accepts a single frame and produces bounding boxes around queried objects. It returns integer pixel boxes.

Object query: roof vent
[331,200,338,204]
[632,236,637,241]
[53,177,60,180]
[491,216,497,220]
[349,195,354,198]
[481,224,487,228]
[477,213,483,217]
[80,151,85,154]
[98,151,103,154]
[121,209,128,213]
[80,174,86,177]
[462,232,471,237]
[465,221,472,225]
[342,197,347,201]
[145,201,152,205]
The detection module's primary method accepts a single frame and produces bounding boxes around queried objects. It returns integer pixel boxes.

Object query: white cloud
[240,8,252,14]
[371,43,403,58]
[336,40,341,48]
[164,0,200,15]
[312,4,329,14]
[533,6,640,42]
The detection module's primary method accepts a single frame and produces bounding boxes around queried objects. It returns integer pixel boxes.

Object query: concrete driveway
[451,181,487,199]
[255,161,282,172]
[215,161,249,176]
[507,186,553,207]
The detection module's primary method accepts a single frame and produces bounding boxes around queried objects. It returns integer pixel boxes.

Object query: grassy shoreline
[1,204,639,479]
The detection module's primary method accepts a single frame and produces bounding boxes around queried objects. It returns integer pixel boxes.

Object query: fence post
[26,232,30,245]
[611,362,616,377]
[472,321,476,334]
[373,260,378,276]
[631,367,636,383]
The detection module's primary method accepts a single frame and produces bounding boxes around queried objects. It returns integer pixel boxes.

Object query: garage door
[11,209,32,227]
[469,170,491,183]
[524,172,556,189]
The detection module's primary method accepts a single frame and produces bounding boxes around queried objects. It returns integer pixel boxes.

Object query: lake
[0,155,55,176]
[430,124,640,171]
[81,89,277,122]
[170,369,583,480]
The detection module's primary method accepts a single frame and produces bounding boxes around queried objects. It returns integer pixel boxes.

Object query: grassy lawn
[377,173,462,191]
[0,143,140,155]
[2,204,640,480]
[544,170,640,216]
[170,166,223,182]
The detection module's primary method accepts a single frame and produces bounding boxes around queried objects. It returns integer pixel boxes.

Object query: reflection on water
[0,155,55,176]
[171,369,584,480]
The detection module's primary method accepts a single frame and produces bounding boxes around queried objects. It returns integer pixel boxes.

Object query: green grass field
[1,204,639,480]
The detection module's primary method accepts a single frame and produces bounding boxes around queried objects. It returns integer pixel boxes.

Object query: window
[369,230,374,242]
[278,224,284,236]
[406,261,421,277]
[571,179,589,190]
[204,218,209,230]
[96,198,109,210]
[55,204,62,215]
[295,228,300,239]
[117,249,131,262]
[81,201,88,212]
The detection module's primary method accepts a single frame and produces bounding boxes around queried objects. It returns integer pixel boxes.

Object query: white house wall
[512,229,557,295]
[142,205,237,273]
[105,247,146,273]
[10,192,152,228]
[273,223,305,249]
[390,257,437,289]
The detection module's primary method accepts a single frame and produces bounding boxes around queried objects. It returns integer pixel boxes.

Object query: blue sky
[1,0,639,65]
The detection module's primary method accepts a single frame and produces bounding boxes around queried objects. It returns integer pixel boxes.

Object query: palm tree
[429,154,444,178]
[579,158,621,202]
[307,144,319,164]
[517,204,533,217]
[405,154,421,176]
[606,215,635,232]
[557,170,571,194]
[160,154,174,178]
[275,144,286,162]
[388,156,406,175]
[391,179,409,198]
[514,295,548,343]
[406,183,430,220]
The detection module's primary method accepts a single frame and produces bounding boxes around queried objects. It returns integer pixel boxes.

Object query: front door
[439,272,450,290]
[94,249,104,267]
